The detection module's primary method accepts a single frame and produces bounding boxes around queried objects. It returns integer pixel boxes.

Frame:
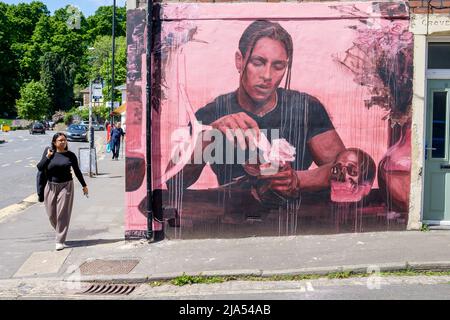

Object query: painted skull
[330,148,376,203]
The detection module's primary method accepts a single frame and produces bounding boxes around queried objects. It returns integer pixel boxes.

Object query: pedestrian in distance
[110,121,125,160]
[105,120,111,143]
[37,132,89,251]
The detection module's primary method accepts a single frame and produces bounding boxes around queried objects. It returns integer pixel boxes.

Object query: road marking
[27,157,33,160]
[15,160,22,163]
[1,164,10,167]
[23,139,29,141]
[0,193,38,224]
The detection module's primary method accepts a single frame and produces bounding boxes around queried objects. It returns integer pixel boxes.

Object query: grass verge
[148,269,450,287]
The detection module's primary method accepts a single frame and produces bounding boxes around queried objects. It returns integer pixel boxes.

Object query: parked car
[92,121,105,131]
[29,122,45,135]
[79,120,105,131]
[66,124,88,142]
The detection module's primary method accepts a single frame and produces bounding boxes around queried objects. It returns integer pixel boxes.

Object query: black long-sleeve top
[37,148,87,187]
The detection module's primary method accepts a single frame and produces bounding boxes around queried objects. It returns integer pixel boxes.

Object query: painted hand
[257,163,300,199]
[210,112,260,151]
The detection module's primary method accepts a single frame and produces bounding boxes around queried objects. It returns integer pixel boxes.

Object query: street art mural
[125,1,413,239]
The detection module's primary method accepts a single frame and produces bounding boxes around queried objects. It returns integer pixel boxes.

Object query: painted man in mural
[166,19,347,203]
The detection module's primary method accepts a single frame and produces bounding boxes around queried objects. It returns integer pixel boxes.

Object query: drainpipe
[146,0,154,241]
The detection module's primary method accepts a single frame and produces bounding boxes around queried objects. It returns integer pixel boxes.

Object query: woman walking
[37,132,88,251]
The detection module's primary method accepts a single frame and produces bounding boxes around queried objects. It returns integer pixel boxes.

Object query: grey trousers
[44,180,74,244]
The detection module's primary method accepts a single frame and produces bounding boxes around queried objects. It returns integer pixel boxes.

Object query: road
[0,275,449,300]
[0,129,105,210]
[133,276,450,300]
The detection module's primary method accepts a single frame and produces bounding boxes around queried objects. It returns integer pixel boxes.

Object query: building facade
[124,0,450,239]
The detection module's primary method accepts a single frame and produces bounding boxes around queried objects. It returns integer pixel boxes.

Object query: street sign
[79,147,97,175]
[91,78,103,101]
[92,84,103,100]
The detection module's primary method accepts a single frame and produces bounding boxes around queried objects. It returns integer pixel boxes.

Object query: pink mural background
[125,1,413,239]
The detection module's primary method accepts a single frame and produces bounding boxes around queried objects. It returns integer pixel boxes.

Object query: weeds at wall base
[147,269,450,287]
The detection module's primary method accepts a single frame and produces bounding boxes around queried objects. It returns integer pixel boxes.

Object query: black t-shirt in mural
[193,88,334,186]
[37,149,87,187]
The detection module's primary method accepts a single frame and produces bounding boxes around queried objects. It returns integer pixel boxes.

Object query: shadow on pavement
[65,238,124,248]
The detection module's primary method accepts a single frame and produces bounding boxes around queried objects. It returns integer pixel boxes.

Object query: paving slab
[13,250,71,278]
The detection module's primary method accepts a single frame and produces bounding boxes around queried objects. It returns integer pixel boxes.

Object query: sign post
[89,77,103,177]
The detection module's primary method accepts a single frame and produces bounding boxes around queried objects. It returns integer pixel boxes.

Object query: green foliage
[420,223,430,232]
[86,5,126,43]
[6,1,49,43]
[63,112,73,125]
[7,1,50,84]
[151,269,450,288]
[87,35,126,102]
[16,81,50,120]
[63,106,89,125]
[1,3,127,118]
[93,105,111,121]
[171,274,225,286]
[327,271,354,279]
[149,281,163,287]
[62,105,109,125]
[0,119,13,126]
[40,52,76,111]
[0,2,20,117]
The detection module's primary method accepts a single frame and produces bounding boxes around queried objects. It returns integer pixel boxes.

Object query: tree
[0,2,20,117]
[16,81,50,120]
[6,1,49,44]
[86,5,126,43]
[7,1,50,84]
[40,52,76,112]
[88,36,126,103]
[24,12,84,111]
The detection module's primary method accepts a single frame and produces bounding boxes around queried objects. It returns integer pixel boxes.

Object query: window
[428,43,450,69]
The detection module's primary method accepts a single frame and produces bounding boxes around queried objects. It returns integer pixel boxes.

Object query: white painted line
[15,160,22,163]
[0,193,38,223]
[1,164,10,167]
[23,194,38,202]
[27,157,33,160]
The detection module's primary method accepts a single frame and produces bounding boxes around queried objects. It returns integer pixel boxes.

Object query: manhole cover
[79,259,139,275]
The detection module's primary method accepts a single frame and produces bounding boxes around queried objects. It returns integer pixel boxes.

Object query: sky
[1,0,126,17]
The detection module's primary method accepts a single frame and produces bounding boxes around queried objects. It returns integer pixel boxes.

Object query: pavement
[1,137,450,298]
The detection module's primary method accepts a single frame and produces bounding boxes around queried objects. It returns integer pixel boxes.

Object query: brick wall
[409,0,450,13]
[137,0,354,6]
[135,0,450,13]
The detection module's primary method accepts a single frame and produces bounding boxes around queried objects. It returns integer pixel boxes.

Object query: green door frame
[423,79,450,225]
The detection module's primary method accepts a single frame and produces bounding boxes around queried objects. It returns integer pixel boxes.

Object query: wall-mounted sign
[92,78,104,101]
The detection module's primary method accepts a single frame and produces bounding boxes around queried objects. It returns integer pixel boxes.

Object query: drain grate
[79,259,139,275]
[79,283,137,296]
